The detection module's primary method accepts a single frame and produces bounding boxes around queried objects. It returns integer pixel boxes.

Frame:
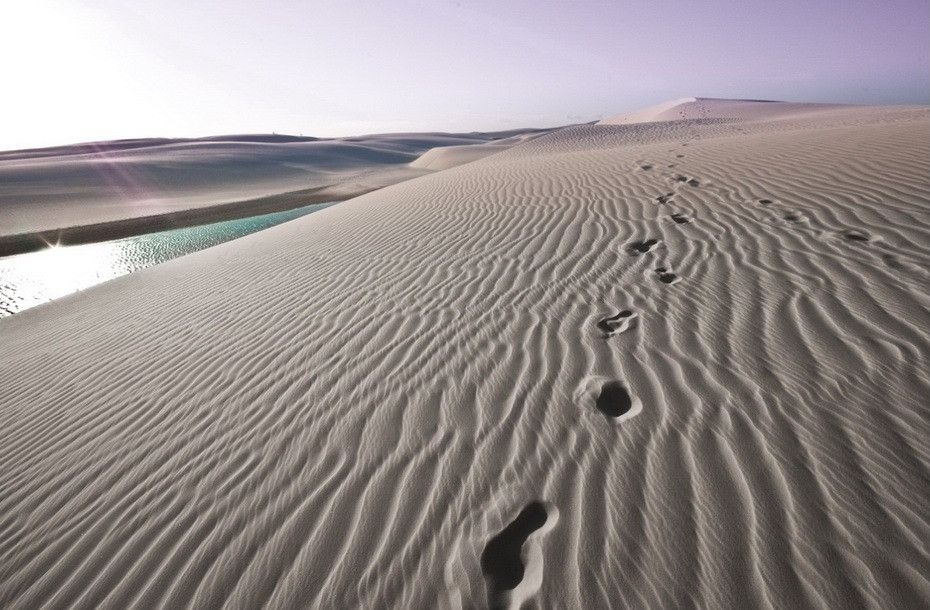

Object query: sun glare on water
[0,202,336,317]
[0,241,133,316]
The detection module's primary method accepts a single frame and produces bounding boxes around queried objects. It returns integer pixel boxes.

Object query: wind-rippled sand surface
[1,100,929,608]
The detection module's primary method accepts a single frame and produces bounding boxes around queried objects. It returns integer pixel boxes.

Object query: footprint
[640,164,653,171]
[481,502,558,610]
[783,213,801,223]
[670,213,691,225]
[676,154,685,158]
[842,230,869,242]
[654,267,681,284]
[758,199,773,205]
[597,310,637,336]
[656,193,673,204]
[883,254,905,270]
[675,175,689,183]
[576,377,644,424]
[595,381,634,418]
[626,238,660,255]
[687,179,700,187]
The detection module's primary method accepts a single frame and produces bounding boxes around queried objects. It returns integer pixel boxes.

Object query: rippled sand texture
[1,101,929,608]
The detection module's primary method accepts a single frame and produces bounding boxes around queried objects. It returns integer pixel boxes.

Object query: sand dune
[410,128,554,171]
[597,96,858,125]
[1,100,929,608]
[0,129,548,239]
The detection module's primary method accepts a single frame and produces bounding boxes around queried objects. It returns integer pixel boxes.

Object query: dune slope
[410,128,555,171]
[0,129,547,239]
[1,102,929,608]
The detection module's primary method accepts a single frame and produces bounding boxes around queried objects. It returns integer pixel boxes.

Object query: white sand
[410,129,553,171]
[1,99,929,608]
[0,130,544,238]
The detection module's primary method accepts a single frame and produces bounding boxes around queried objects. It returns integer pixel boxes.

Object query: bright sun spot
[0,1,156,149]
[0,241,131,314]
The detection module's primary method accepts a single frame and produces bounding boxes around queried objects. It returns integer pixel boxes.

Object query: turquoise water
[0,202,335,317]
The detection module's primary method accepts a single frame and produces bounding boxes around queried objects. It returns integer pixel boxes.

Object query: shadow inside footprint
[758,199,773,205]
[597,310,636,335]
[670,213,690,224]
[843,231,869,242]
[640,164,653,171]
[655,267,679,284]
[481,502,549,595]
[595,381,633,418]
[656,193,673,204]
[687,179,700,187]
[627,239,659,255]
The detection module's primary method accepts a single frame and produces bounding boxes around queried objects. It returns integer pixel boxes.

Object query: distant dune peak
[597,96,853,125]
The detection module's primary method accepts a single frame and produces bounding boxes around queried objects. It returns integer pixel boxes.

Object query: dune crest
[598,96,859,125]
[410,129,553,171]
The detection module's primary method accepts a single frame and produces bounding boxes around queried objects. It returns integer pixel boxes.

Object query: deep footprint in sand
[576,377,643,424]
[597,310,637,336]
[481,502,557,609]
[670,213,691,224]
[595,381,634,418]
[656,193,673,204]
[626,239,660,255]
[654,267,681,284]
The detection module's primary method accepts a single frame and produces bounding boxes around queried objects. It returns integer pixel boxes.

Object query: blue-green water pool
[0,202,335,317]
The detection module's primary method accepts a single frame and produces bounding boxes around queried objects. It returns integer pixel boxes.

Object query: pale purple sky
[2,0,928,150]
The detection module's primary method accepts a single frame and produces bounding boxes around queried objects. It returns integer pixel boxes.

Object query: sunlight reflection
[0,201,336,317]
[0,241,134,315]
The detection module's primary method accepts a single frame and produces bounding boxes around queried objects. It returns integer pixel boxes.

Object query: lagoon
[0,202,335,317]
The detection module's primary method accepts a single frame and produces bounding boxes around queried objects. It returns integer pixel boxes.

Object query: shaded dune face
[0,104,929,608]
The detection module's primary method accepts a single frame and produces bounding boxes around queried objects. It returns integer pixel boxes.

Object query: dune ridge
[597,96,856,125]
[0,128,550,239]
[410,128,555,171]
[1,101,929,608]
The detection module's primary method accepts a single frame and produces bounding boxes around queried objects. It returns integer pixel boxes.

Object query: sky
[1,0,928,151]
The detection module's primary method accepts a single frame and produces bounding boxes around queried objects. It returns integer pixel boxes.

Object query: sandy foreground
[1,99,929,608]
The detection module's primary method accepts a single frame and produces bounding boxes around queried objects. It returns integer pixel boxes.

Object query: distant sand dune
[0,129,549,239]
[410,128,553,171]
[1,101,928,608]
[597,96,855,125]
